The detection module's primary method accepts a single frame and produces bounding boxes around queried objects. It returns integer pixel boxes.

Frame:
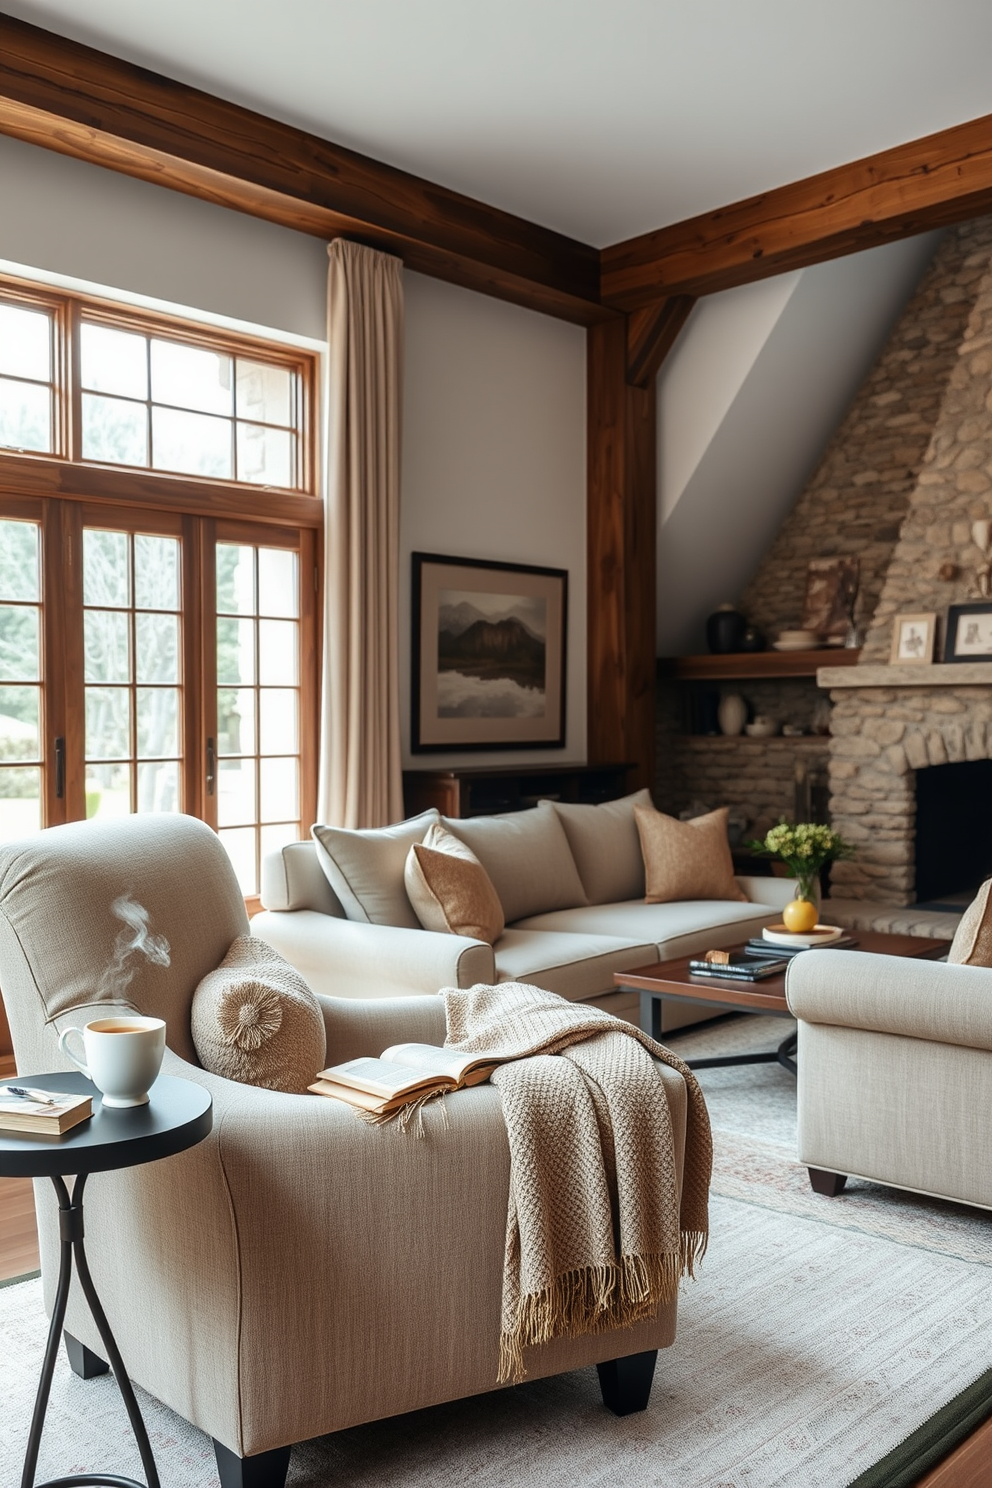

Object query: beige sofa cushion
[635,804,746,904]
[405,823,505,944]
[948,877,992,966]
[493,928,657,1003]
[513,898,782,960]
[553,789,652,905]
[443,802,587,924]
[311,810,440,928]
[191,935,326,1094]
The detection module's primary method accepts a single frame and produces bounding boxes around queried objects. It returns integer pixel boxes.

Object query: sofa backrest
[552,789,652,905]
[0,814,248,1069]
[442,803,588,923]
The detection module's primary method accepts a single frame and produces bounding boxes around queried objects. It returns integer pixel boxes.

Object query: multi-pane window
[80,322,303,488]
[0,304,55,455]
[216,541,302,895]
[83,527,183,819]
[0,517,43,842]
[0,278,319,899]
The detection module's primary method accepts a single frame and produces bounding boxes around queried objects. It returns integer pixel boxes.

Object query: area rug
[1,1016,990,1488]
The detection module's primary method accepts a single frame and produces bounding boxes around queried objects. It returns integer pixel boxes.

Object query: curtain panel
[320,238,405,828]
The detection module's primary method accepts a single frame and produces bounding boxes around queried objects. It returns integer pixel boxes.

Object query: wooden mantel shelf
[819,661,992,688]
[658,650,860,682]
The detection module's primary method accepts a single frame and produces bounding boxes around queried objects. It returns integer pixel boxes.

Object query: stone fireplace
[656,214,992,918]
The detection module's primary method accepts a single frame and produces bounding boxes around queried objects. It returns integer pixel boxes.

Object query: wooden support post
[587,318,657,790]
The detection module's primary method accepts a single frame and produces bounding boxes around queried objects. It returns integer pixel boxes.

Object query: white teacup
[59,1016,166,1108]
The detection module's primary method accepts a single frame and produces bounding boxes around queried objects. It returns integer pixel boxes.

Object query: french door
[0,497,317,897]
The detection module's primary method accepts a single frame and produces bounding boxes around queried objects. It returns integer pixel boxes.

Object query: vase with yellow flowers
[748,822,855,933]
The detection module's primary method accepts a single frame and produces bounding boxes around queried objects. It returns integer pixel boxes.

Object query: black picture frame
[944,602,992,663]
[411,552,568,753]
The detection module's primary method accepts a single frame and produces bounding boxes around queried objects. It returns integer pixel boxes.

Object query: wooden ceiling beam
[601,113,992,311]
[625,295,695,387]
[0,14,609,326]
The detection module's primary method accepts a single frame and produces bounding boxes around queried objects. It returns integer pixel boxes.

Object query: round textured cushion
[191,935,325,1094]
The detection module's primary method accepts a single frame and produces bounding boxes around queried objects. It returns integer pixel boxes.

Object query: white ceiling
[4,0,992,247]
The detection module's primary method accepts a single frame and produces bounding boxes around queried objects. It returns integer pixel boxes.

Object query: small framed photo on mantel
[411,552,567,752]
[944,602,992,663]
[889,611,937,665]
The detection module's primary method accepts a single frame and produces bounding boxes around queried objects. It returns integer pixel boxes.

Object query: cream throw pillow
[948,878,992,965]
[553,789,652,905]
[442,802,587,923]
[634,804,747,904]
[405,823,505,944]
[191,935,325,1094]
[311,809,440,928]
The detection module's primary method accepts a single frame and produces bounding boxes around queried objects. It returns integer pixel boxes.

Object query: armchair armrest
[251,909,495,999]
[316,993,446,1061]
[786,948,992,1052]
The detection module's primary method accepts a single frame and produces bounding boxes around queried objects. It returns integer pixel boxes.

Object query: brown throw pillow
[948,878,992,965]
[191,935,325,1094]
[634,804,747,904]
[404,822,505,944]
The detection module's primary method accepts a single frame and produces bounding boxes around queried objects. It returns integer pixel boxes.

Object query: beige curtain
[319,238,405,828]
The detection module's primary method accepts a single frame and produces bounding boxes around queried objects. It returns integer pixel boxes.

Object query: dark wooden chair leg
[213,1439,292,1488]
[64,1331,109,1379]
[597,1349,658,1416]
[808,1167,848,1197]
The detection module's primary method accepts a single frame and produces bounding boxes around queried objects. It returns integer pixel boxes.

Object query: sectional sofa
[252,790,795,1029]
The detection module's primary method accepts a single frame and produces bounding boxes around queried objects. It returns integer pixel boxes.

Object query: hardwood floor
[0,1050,984,1482]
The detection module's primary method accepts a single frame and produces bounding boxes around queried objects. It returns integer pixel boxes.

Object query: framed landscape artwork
[889,611,936,664]
[944,602,992,662]
[411,552,567,751]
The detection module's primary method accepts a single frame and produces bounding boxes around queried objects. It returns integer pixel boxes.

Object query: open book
[309,1043,499,1115]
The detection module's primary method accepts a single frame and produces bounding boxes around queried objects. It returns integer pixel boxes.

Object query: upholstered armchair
[0,815,689,1488]
[786,948,992,1207]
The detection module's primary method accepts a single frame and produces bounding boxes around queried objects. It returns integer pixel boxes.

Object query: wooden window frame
[0,275,322,906]
[0,273,319,502]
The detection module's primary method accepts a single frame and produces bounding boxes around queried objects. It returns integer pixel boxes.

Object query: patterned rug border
[852,1366,992,1488]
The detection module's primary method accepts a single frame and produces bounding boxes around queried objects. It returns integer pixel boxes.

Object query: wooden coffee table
[615,930,951,1075]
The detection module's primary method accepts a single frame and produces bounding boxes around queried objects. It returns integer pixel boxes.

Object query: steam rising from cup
[98,896,171,999]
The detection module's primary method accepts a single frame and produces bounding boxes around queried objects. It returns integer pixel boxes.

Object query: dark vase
[706,606,747,654]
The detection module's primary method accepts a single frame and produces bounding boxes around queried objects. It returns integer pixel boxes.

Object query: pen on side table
[3,1086,60,1107]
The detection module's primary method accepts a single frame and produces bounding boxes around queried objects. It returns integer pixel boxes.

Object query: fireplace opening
[914,759,992,905]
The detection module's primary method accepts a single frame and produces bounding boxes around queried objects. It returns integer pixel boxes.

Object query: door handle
[54,737,65,800]
[206,737,215,796]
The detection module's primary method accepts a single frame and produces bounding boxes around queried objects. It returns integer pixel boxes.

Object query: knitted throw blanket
[443,983,712,1384]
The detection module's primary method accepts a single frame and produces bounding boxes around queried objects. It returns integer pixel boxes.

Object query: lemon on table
[782,899,819,933]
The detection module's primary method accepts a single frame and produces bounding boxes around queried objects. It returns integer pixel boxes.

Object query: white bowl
[762,924,844,948]
[777,630,820,644]
[745,720,778,737]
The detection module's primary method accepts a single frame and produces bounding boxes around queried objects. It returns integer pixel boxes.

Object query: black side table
[0,1071,212,1488]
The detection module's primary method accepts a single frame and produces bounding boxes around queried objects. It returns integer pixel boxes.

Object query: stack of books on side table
[0,1085,93,1137]
[687,951,789,982]
[744,933,858,959]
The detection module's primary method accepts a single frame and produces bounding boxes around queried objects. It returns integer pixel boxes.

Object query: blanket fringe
[357,1088,448,1137]
[498,1250,688,1386]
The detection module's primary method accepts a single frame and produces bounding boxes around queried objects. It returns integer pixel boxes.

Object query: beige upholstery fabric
[317,994,446,1063]
[635,804,746,904]
[251,910,495,999]
[795,1023,992,1211]
[311,809,439,928]
[443,802,587,923]
[493,929,657,1002]
[320,238,405,829]
[0,814,687,1461]
[553,789,652,905]
[191,936,326,1094]
[787,947,992,1212]
[261,841,344,916]
[0,815,246,1067]
[405,823,505,943]
[513,898,782,957]
[947,877,992,965]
